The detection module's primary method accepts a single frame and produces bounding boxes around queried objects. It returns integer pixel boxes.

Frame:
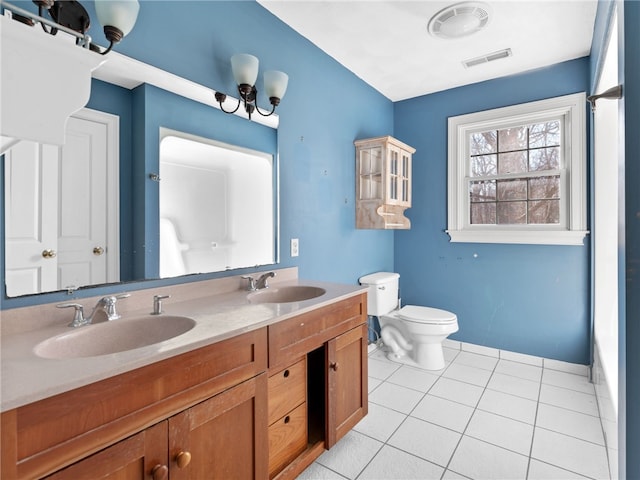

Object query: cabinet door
[169,373,268,480]
[325,324,368,448]
[386,145,411,207]
[44,422,168,480]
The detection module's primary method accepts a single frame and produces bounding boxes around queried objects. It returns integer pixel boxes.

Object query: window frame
[446,92,588,245]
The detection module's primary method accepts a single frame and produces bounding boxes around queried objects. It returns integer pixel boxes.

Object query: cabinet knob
[330,362,339,371]
[93,246,105,256]
[175,451,192,469]
[41,249,57,259]
[151,464,168,480]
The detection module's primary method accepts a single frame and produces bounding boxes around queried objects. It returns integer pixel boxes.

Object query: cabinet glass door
[359,147,383,200]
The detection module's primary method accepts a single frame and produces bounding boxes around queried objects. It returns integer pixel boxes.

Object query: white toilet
[359,272,459,370]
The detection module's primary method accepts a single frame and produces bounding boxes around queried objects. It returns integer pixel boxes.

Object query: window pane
[528,199,560,224]
[470,132,497,155]
[470,180,496,202]
[529,147,560,171]
[497,201,527,224]
[529,176,560,200]
[529,121,561,148]
[471,202,496,224]
[498,151,527,174]
[498,126,527,152]
[497,179,527,201]
[471,154,497,177]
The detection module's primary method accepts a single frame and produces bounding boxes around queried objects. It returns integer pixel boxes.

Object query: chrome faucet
[242,271,276,291]
[57,294,130,327]
[256,271,275,289]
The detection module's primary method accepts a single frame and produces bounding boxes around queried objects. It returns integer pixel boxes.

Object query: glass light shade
[231,54,259,86]
[439,13,482,38]
[264,70,289,99]
[95,0,140,37]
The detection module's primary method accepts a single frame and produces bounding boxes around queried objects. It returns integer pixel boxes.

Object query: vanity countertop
[1,276,367,412]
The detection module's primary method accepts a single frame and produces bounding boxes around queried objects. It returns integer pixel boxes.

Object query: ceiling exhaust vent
[428,2,491,39]
[463,48,513,68]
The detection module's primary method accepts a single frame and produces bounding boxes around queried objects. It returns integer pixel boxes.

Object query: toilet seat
[397,305,457,325]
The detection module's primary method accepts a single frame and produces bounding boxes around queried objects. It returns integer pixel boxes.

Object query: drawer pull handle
[330,362,339,371]
[151,464,169,480]
[175,451,192,469]
[283,369,290,378]
[284,415,290,424]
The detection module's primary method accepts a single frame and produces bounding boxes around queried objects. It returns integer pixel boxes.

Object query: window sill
[446,229,589,246]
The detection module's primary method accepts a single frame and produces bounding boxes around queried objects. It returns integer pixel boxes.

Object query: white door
[4,109,119,296]
[4,142,60,295]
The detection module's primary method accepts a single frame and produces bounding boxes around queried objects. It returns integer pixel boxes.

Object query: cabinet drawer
[268,357,306,425]
[268,403,308,477]
[268,294,366,368]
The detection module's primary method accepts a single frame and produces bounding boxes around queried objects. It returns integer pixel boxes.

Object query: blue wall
[394,59,591,364]
[1,0,394,309]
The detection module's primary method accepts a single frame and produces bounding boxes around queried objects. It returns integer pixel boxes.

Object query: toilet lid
[397,305,457,325]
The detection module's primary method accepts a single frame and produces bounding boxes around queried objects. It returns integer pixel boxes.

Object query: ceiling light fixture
[2,0,139,55]
[428,2,491,39]
[215,54,288,120]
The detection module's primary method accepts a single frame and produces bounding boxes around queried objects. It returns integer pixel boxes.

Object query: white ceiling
[257,0,598,102]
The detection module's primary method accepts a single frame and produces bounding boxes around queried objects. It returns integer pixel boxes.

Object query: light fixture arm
[1,0,92,48]
[587,84,623,112]
[215,84,278,120]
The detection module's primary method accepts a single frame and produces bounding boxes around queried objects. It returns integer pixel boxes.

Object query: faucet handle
[241,275,257,291]
[115,293,131,300]
[57,303,88,328]
[152,295,170,315]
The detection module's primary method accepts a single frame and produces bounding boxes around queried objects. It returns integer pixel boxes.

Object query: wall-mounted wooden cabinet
[355,136,415,229]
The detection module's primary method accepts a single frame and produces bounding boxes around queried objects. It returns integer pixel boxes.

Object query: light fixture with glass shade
[215,53,288,120]
[1,0,139,55]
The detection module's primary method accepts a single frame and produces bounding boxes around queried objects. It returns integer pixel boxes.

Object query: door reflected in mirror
[4,109,120,297]
[159,129,276,277]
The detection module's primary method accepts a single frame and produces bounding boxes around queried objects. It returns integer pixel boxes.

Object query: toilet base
[383,343,446,371]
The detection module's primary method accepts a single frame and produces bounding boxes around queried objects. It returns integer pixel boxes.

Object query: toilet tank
[358,272,400,316]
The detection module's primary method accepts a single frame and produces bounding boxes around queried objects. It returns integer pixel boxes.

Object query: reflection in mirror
[4,108,120,297]
[159,129,276,277]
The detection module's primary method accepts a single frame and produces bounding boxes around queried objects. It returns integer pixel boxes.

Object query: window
[447,93,588,245]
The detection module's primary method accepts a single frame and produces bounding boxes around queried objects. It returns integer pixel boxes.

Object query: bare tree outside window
[468,121,561,225]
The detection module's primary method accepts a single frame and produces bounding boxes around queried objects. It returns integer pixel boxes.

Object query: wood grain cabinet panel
[1,328,267,480]
[267,358,306,425]
[2,294,369,480]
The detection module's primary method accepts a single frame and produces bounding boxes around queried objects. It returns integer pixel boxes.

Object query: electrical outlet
[291,238,299,257]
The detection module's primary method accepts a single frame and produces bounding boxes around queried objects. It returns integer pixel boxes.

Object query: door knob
[175,451,192,469]
[41,249,57,259]
[93,246,105,256]
[151,464,168,480]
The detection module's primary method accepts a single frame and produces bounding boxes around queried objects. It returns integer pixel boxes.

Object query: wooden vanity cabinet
[1,328,268,480]
[2,293,367,480]
[43,374,267,480]
[268,293,368,480]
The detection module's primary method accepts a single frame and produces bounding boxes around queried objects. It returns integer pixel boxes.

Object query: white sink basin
[34,315,196,359]
[247,286,326,304]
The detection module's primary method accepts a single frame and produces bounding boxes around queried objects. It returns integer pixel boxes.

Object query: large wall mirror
[2,80,279,298]
[159,129,275,278]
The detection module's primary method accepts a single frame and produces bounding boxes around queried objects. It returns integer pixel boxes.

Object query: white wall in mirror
[159,129,275,278]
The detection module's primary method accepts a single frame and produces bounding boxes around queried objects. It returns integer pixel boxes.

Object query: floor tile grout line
[364,350,607,480]
[438,353,500,478]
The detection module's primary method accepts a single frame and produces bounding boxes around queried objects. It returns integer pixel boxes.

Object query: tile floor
[298,345,611,480]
